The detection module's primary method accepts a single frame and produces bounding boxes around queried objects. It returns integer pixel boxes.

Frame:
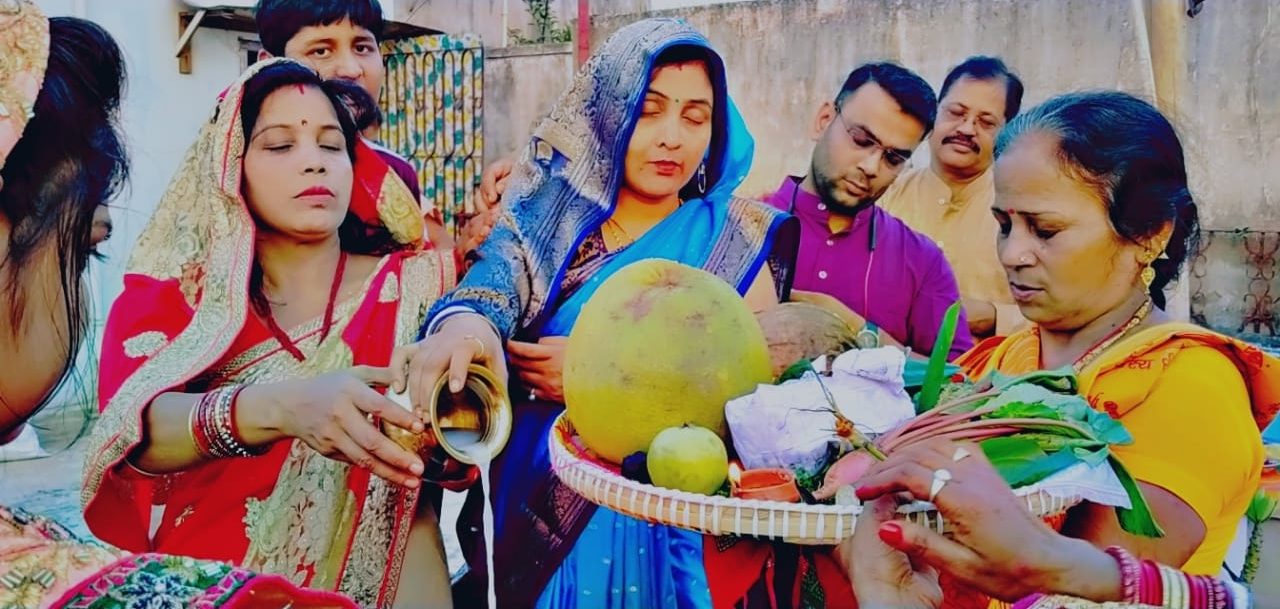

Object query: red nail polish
[878,522,904,547]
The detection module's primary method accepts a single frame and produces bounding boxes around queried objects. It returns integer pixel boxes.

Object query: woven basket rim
[548,413,1080,545]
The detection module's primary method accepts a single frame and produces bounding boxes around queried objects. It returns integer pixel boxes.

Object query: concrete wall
[1182,2,1280,231]
[484,43,577,161]
[399,0,579,46]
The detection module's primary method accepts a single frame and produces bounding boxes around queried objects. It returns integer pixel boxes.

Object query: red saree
[80,59,453,608]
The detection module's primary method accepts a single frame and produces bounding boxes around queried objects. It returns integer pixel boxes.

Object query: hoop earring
[697,164,707,194]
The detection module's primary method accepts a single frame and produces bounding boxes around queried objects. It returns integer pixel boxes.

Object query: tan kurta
[880,165,1027,336]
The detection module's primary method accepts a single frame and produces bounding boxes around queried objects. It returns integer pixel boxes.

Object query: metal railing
[1190,229,1280,347]
[380,34,485,235]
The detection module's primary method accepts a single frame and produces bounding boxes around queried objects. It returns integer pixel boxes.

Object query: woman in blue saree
[392,18,798,608]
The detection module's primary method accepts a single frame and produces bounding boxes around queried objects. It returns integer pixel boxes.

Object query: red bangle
[1139,559,1162,605]
[195,385,266,459]
[226,385,267,456]
[1191,575,1207,609]
[189,391,217,458]
[1104,546,1141,603]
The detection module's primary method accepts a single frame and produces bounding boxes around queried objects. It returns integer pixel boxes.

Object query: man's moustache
[943,135,979,152]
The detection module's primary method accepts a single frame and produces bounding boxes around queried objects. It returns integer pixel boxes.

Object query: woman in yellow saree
[930,91,1279,608]
[81,60,461,608]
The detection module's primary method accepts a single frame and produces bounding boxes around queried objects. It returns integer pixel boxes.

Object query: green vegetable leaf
[980,436,1082,488]
[1054,399,1133,446]
[1108,455,1164,538]
[988,400,1063,422]
[992,368,1079,393]
[777,358,815,384]
[999,432,1110,467]
[985,383,1078,414]
[1011,432,1106,454]
[982,383,1133,447]
[917,302,962,413]
[903,358,962,391]
[1083,411,1132,446]
[1072,446,1112,468]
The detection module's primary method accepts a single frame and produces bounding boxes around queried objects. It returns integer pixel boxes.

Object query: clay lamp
[728,462,802,503]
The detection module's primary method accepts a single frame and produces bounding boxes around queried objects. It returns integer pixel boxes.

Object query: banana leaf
[1109,455,1165,538]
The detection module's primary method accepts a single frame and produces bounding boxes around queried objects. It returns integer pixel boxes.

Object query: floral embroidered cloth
[1,504,357,609]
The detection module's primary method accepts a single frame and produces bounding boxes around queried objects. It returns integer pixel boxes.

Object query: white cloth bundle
[726,348,916,472]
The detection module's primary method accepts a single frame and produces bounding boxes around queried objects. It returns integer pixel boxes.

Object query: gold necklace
[1042,299,1153,373]
[604,217,634,249]
[605,198,687,249]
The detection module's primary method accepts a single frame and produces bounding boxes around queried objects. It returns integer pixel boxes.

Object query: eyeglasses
[834,103,911,171]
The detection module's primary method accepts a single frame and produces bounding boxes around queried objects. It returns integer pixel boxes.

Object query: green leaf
[918,302,962,413]
[992,368,1079,393]
[981,383,1133,447]
[987,400,1063,422]
[1109,455,1165,538]
[981,436,1082,487]
[1011,432,1105,453]
[1073,446,1111,467]
[1053,398,1133,446]
[985,383,1076,413]
[777,358,815,384]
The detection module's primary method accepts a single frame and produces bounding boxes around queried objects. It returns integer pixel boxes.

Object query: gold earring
[1141,264,1156,289]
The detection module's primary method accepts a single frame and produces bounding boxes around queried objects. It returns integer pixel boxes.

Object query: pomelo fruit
[563,259,772,464]
[646,424,728,495]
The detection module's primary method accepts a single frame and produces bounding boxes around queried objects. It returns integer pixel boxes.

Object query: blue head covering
[428,18,768,339]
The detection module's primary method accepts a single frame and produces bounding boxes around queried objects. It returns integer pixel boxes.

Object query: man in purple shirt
[765,62,973,358]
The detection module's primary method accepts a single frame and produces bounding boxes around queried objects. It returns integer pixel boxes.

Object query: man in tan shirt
[881,56,1026,338]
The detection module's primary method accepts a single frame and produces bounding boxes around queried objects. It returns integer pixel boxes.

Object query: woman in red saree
[81,60,462,608]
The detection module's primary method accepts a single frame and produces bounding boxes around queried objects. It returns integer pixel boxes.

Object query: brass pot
[384,364,512,469]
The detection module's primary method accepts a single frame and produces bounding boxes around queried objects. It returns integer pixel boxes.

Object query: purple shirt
[766,176,973,359]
